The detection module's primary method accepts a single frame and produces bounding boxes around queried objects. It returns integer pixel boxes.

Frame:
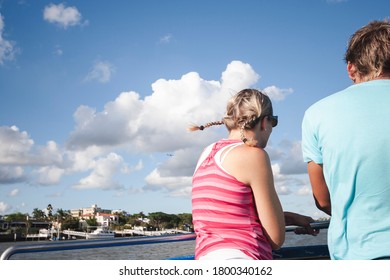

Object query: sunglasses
[267,115,278,127]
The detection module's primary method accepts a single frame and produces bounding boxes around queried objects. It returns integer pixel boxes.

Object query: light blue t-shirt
[302,80,390,260]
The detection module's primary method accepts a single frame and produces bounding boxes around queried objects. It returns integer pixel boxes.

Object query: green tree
[126,214,143,227]
[54,208,69,222]
[5,212,29,221]
[61,217,79,230]
[133,212,146,220]
[85,217,98,227]
[46,204,53,220]
[148,212,181,230]
[177,213,193,231]
[32,208,46,220]
[116,212,128,225]
[53,209,78,229]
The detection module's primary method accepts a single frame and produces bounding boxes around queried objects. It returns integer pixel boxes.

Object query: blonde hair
[345,20,390,81]
[188,88,273,146]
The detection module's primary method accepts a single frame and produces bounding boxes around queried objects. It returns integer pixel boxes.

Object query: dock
[62,230,87,239]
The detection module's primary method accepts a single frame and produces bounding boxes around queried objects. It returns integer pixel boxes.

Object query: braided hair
[188,89,273,146]
[187,121,225,132]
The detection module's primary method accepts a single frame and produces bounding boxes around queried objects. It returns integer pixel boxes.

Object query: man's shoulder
[306,88,350,113]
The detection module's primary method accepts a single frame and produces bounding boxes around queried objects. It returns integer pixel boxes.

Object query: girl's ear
[260,117,267,131]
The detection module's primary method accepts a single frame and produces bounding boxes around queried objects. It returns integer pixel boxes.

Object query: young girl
[190,88,316,260]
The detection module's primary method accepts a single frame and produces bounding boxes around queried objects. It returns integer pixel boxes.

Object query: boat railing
[285,221,329,232]
[0,221,330,260]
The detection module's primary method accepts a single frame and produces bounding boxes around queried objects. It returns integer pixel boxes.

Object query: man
[302,20,390,260]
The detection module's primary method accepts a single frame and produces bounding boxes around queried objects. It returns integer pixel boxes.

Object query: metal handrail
[0,221,330,260]
[285,220,330,232]
[0,233,196,260]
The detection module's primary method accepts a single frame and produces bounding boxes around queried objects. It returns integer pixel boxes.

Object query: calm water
[0,230,327,260]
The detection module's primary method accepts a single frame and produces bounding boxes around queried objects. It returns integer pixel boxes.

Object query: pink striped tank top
[192,139,273,260]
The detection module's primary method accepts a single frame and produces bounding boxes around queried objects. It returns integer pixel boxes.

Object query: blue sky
[0,0,388,219]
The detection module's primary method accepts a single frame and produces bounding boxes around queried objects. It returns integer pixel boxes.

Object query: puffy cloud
[43,3,86,29]
[0,126,68,186]
[84,61,115,83]
[0,14,18,65]
[121,159,143,174]
[0,126,64,167]
[36,166,65,186]
[221,61,259,93]
[278,140,307,175]
[72,153,132,190]
[272,164,293,195]
[66,61,260,153]
[0,166,25,184]
[65,145,106,173]
[0,61,309,203]
[263,85,293,101]
[297,186,312,196]
[0,201,12,215]
[272,163,309,196]
[9,188,19,197]
[64,60,307,198]
[67,92,143,150]
[156,147,202,177]
[0,126,34,165]
[144,169,192,197]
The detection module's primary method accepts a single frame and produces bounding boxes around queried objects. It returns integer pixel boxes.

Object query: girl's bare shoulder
[226,144,270,167]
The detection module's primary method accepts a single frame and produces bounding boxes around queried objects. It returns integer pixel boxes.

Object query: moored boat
[86,227,115,240]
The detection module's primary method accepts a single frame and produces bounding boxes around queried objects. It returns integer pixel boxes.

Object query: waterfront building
[70,204,118,228]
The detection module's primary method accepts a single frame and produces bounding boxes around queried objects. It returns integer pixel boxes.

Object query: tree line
[2,206,193,232]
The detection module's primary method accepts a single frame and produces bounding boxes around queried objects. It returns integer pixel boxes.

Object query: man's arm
[307,161,331,216]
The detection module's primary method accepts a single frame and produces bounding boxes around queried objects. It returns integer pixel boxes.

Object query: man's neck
[375,72,390,80]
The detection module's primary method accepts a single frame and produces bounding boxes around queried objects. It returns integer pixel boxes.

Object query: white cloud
[64,60,304,198]
[272,164,293,195]
[144,169,192,197]
[36,166,65,185]
[0,14,18,65]
[66,145,106,173]
[9,188,19,197]
[0,126,64,168]
[297,186,312,196]
[263,85,293,101]
[221,60,260,93]
[156,147,202,177]
[73,153,128,190]
[84,61,115,83]
[159,34,173,44]
[278,140,307,175]
[0,61,309,202]
[0,201,11,215]
[67,92,143,150]
[272,163,309,196]
[0,166,25,184]
[43,3,86,29]
[0,126,34,165]
[121,159,143,173]
[0,126,68,186]
[67,61,260,153]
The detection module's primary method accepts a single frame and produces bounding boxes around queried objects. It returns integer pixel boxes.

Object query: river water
[0,230,327,260]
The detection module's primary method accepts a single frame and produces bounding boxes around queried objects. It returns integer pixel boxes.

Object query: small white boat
[86,227,115,240]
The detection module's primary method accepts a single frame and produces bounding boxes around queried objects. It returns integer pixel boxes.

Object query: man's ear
[347,62,357,83]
